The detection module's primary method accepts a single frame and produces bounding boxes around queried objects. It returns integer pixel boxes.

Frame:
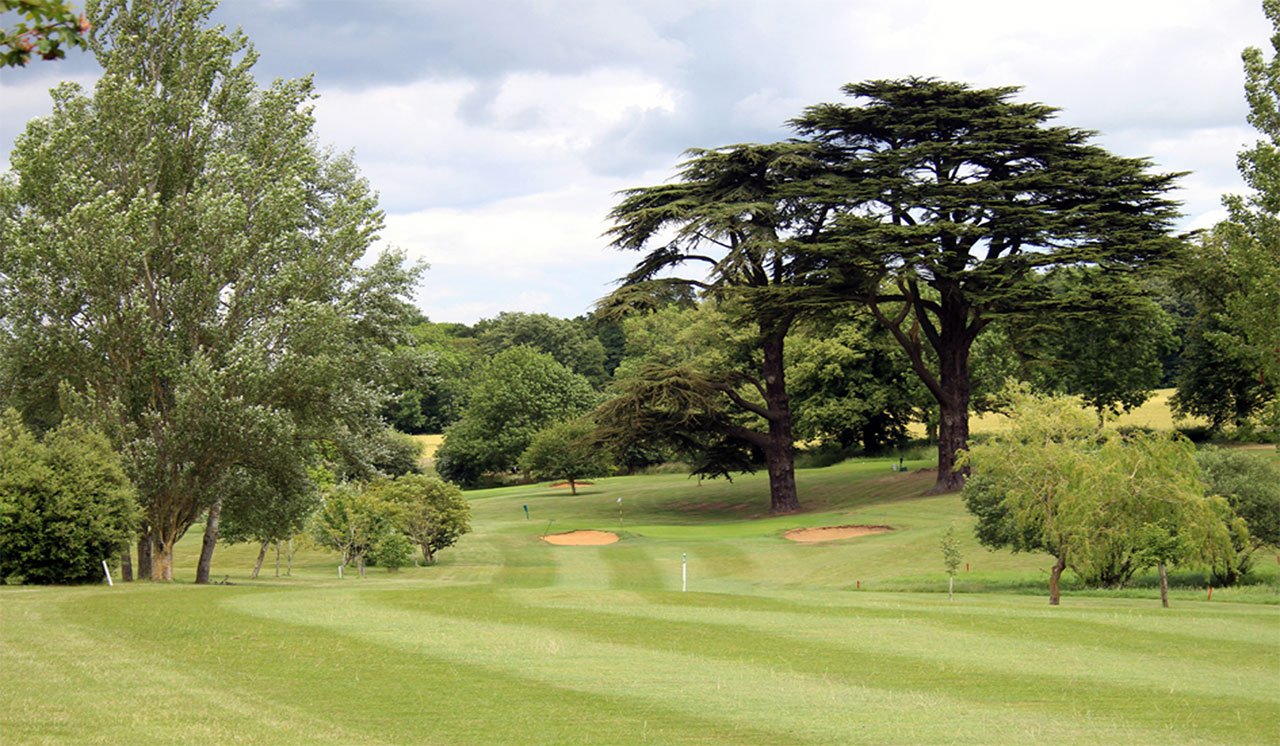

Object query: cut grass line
[0,592,390,746]
[230,588,1229,746]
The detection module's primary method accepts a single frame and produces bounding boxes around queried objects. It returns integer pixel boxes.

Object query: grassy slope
[4,455,1279,745]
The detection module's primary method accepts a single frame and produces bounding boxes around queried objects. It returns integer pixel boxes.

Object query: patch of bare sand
[542,529,619,545]
[784,525,892,542]
[549,481,593,488]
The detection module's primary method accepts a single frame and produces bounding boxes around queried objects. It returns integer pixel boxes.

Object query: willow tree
[960,388,1241,606]
[792,79,1182,492]
[0,0,417,580]
[602,143,827,513]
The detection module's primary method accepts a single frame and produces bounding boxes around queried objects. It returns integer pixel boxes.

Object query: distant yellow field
[909,388,1206,437]
[406,433,445,462]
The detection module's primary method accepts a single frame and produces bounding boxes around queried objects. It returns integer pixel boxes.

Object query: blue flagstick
[523,504,529,520]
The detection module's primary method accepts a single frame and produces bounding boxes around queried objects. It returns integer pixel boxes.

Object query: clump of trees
[0,411,137,584]
[310,473,471,576]
[434,347,597,486]
[960,388,1243,605]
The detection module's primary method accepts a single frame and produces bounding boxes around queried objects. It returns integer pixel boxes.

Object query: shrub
[0,411,137,584]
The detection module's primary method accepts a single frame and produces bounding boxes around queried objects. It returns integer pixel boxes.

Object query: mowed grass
[3,457,1278,745]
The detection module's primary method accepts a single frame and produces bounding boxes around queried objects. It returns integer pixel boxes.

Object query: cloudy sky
[1,0,1271,323]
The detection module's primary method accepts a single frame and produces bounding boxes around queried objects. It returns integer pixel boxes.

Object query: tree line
[0,0,1275,585]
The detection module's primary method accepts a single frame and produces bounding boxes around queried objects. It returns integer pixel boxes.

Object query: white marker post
[101,560,113,587]
[682,552,687,592]
[338,564,343,579]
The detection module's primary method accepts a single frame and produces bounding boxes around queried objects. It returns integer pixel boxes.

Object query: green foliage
[1,0,88,67]
[0,0,420,577]
[940,527,962,577]
[593,364,760,482]
[960,387,1241,600]
[519,419,615,494]
[0,410,137,584]
[1197,446,1280,583]
[366,532,413,572]
[786,315,920,452]
[309,484,393,574]
[1172,229,1278,431]
[435,347,596,485]
[792,78,1183,490]
[1004,269,1177,418]
[367,473,471,564]
[475,312,610,388]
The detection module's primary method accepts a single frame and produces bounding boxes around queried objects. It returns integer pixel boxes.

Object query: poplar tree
[0,0,417,580]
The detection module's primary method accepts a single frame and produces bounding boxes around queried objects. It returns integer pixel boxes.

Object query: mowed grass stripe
[0,591,393,746]
[473,586,1280,742]
[522,591,1279,705]
[603,542,671,591]
[399,587,1276,745]
[5,586,796,746]
[492,535,558,588]
[231,588,1211,745]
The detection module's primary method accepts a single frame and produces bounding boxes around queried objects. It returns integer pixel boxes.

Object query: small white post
[682,552,687,592]
[338,564,343,579]
[101,559,113,587]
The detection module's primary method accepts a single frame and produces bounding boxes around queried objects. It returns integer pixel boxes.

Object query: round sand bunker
[542,529,619,546]
[784,525,892,542]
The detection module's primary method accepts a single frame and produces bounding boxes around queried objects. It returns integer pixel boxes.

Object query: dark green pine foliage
[601,143,828,513]
[791,78,1183,492]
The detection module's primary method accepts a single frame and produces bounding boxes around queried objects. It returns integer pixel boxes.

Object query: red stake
[966,562,969,572]
[856,580,860,589]
[1208,587,1214,601]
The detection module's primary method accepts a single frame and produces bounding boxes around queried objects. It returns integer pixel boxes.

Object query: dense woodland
[0,0,1276,586]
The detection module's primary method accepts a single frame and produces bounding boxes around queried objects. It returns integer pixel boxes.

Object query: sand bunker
[542,529,619,545]
[549,481,593,489]
[783,525,892,542]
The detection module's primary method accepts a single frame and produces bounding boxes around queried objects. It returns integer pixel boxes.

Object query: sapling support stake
[101,560,113,587]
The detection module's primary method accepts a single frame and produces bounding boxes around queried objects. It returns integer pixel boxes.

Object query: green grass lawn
[3,456,1278,745]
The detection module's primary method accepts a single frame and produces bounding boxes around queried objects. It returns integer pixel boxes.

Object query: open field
[910,388,1209,438]
[3,458,1278,745]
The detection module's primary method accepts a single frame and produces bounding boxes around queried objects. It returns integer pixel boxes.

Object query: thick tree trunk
[931,337,972,494]
[194,498,222,585]
[252,539,269,579]
[569,479,577,496]
[137,531,153,580]
[1049,554,1066,606]
[120,547,133,582]
[420,541,434,565]
[760,330,801,514]
[1158,562,1169,608]
[150,535,176,581]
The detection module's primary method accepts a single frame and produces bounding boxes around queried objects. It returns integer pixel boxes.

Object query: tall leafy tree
[791,79,1182,492]
[0,0,418,580]
[603,143,827,513]
[434,346,597,484]
[1174,3,1280,429]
